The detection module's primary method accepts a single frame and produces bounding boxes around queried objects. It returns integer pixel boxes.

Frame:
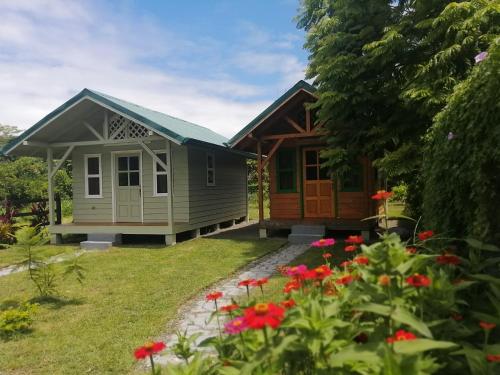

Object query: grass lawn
[0,237,286,374]
[247,196,270,221]
[0,245,77,268]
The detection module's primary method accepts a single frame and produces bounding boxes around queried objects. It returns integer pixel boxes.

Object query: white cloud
[0,0,306,138]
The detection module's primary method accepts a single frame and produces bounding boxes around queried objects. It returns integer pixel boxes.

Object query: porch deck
[50,222,172,235]
[261,218,376,231]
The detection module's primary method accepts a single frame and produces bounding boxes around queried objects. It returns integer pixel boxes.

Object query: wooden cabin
[228,80,377,238]
[1,89,249,245]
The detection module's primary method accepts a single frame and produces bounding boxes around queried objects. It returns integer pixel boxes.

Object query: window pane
[118,157,128,171]
[305,150,317,165]
[156,175,168,194]
[156,153,167,172]
[306,166,318,180]
[129,156,139,171]
[279,171,294,191]
[87,157,100,175]
[88,177,100,196]
[278,151,294,170]
[129,172,140,186]
[119,172,128,186]
[207,154,214,169]
[207,170,215,184]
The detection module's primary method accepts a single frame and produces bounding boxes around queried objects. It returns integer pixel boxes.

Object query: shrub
[0,303,37,339]
[30,201,49,229]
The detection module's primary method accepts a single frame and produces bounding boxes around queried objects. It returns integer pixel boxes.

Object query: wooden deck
[261,218,375,231]
[50,222,173,235]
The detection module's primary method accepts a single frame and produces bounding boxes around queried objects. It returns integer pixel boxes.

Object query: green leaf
[393,339,457,354]
[391,306,433,338]
[356,303,391,316]
[329,343,382,367]
[465,239,500,252]
[470,274,500,285]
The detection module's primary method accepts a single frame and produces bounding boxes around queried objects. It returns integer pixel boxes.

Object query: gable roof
[228,80,316,147]
[1,88,228,155]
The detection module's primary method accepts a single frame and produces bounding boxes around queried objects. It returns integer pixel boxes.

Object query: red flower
[280,299,296,309]
[406,274,431,288]
[451,313,463,321]
[418,230,434,241]
[353,256,369,265]
[224,317,248,335]
[304,265,333,280]
[220,304,239,313]
[386,330,417,344]
[206,291,223,301]
[251,278,269,287]
[378,274,391,286]
[487,354,500,362]
[436,254,461,265]
[406,247,417,254]
[244,303,285,329]
[286,265,308,278]
[238,279,256,287]
[134,341,166,360]
[371,190,393,200]
[283,279,301,293]
[336,274,354,285]
[339,260,352,268]
[480,321,496,330]
[344,245,358,252]
[345,235,364,244]
[311,238,335,247]
[322,252,332,259]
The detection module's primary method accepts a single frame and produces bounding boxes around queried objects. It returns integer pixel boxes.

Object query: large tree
[297,0,499,214]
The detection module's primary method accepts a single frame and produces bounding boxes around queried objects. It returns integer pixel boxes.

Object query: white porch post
[47,148,54,226]
[165,140,176,245]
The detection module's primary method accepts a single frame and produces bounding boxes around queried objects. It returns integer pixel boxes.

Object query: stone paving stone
[154,243,310,366]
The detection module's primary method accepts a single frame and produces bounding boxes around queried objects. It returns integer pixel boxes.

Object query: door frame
[111,149,144,223]
[301,146,334,219]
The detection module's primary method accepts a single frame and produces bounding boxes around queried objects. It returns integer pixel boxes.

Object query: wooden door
[303,148,333,218]
[115,154,142,222]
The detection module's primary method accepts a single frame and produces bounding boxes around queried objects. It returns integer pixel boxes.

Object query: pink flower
[286,265,308,277]
[224,317,248,335]
[475,51,488,63]
[311,238,335,247]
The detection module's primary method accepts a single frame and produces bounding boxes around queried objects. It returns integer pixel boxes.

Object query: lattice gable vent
[108,114,151,139]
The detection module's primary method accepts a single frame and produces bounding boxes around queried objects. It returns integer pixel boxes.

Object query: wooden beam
[285,116,305,133]
[166,140,174,235]
[306,108,311,132]
[84,121,104,141]
[23,140,49,147]
[261,138,284,169]
[50,145,74,179]
[49,135,163,148]
[261,132,317,141]
[137,140,169,172]
[47,148,54,226]
[257,141,264,223]
[103,111,109,140]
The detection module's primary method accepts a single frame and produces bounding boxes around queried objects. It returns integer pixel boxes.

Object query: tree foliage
[297,0,500,215]
[422,39,500,244]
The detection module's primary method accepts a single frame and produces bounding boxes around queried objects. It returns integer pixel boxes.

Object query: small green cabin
[1,89,249,245]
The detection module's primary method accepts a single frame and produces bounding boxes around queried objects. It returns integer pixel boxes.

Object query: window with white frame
[84,154,102,198]
[206,153,215,186]
[153,152,168,196]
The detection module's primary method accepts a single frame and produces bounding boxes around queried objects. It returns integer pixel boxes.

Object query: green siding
[187,146,247,227]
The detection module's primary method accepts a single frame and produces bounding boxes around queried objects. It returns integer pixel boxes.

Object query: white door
[115,154,142,222]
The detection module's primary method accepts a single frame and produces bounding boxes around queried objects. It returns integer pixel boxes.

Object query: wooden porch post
[257,140,264,224]
[165,140,176,245]
[47,148,54,226]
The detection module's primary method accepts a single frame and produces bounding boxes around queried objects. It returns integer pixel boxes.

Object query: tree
[0,124,19,147]
[297,0,499,214]
[422,39,500,244]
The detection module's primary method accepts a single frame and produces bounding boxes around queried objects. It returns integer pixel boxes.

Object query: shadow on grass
[28,295,85,309]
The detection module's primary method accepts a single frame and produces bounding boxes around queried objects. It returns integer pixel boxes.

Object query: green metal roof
[228,80,316,147]
[2,88,229,155]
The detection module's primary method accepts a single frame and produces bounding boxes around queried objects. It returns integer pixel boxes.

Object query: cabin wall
[187,146,247,227]
[71,140,188,224]
[268,146,302,220]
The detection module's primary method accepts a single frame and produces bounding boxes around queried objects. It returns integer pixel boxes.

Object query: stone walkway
[155,242,310,366]
[0,251,84,277]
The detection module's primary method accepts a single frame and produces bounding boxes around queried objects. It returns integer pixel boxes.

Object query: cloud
[0,0,306,138]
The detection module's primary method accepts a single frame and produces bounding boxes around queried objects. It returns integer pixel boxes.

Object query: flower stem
[214,300,222,338]
[246,286,250,299]
[149,355,155,375]
[484,330,490,351]
[263,326,270,347]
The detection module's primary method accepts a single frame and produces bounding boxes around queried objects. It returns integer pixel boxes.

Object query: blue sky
[0,0,308,137]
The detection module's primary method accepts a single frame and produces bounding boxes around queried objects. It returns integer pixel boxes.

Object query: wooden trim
[50,145,74,179]
[257,141,264,223]
[261,132,317,141]
[261,138,284,169]
[285,117,305,133]
[47,148,54,226]
[48,135,164,148]
[306,108,311,132]
[103,111,109,140]
[166,140,174,234]
[84,121,104,141]
[152,149,169,197]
